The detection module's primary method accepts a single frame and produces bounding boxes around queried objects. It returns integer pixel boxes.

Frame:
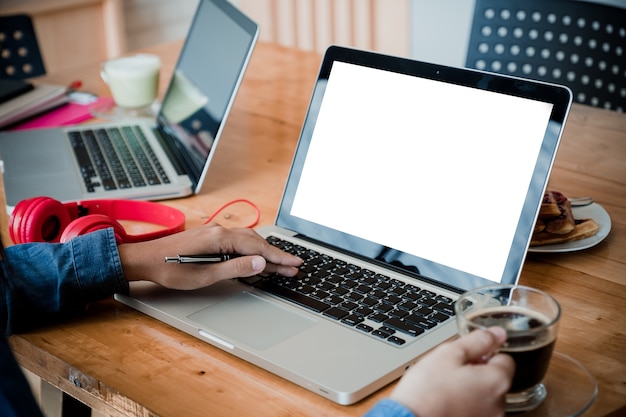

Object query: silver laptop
[115,46,572,405]
[0,0,258,209]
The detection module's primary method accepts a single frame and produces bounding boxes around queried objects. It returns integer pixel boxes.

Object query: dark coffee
[468,308,556,392]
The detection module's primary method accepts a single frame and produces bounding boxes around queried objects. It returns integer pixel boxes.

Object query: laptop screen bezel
[275,45,572,291]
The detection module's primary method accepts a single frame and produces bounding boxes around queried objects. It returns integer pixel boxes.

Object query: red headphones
[9,197,186,244]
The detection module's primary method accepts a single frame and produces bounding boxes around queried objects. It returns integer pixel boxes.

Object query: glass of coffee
[455,284,561,413]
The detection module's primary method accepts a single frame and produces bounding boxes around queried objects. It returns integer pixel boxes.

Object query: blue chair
[466,0,626,112]
[0,14,46,79]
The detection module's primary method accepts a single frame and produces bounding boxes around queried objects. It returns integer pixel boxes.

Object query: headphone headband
[66,199,186,242]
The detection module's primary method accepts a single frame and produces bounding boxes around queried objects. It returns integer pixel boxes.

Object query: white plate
[528,203,611,253]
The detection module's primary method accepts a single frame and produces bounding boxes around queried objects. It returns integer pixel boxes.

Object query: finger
[221,255,267,278]
[219,228,302,267]
[487,352,515,379]
[261,245,303,267]
[265,262,300,277]
[454,327,506,364]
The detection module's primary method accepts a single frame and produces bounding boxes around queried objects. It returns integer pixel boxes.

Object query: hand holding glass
[455,285,561,413]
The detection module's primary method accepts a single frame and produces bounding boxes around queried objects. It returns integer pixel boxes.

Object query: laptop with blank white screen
[0,0,258,208]
[115,46,572,405]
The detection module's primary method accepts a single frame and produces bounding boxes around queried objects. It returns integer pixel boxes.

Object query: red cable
[203,198,261,228]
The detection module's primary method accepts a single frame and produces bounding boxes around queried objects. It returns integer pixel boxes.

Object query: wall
[121,0,411,57]
[122,0,199,52]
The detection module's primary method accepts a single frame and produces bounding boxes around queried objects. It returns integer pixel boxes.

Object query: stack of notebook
[0,80,68,129]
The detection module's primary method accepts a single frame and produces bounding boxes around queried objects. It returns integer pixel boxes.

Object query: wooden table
[4,41,626,417]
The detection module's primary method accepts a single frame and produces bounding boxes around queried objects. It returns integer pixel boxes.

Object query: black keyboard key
[389,286,408,296]
[254,280,331,313]
[419,297,438,307]
[341,314,364,326]
[310,290,330,300]
[346,292,364,302]
[361,297,379,307]
[383,295,402,305]
[404,292,421,301]
[354,306,374,317]
[398,300,419,311]
[420,290,436,298]
[326,275,343,285]
[302,276,322,286]
[433,302,455,316]
[353,284,372,294]
[296,284,315,294]
[388,336,406,346]
[340,300,359,311]
[375,281,393,290]
[324,307,350,320]
[356,323,374,333]
[436,295,453,303]
[375,303,394,313]
[430,312,452,323]
[413,306,434,317]
[331,286,349,297]
[388,309,409,319]
[372,328,394,339]
[405,315,437,330]
[368,313,389,323]
[384,317,425,337]
[369,289,387,300]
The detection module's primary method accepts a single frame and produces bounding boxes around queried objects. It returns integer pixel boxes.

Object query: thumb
[455,327,507,364]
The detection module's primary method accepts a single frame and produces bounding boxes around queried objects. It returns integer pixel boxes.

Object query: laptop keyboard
[241,236,456,347]
[68,126,170,193]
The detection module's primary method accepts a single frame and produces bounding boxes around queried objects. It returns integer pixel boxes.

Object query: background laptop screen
[278,48,570,290]
[157,0,257,186]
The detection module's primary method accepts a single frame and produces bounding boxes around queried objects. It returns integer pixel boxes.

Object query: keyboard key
[323,307,350,320]
[368,313,389,323]
[405,315,437,330]
[430,312,452,323]
[388,336,406,345]
[372,328,394,339]
[384,317,425,337]
[433,302,455,316]
[254,280,331,313]
[356,323,374,333]
[341,315,364,326]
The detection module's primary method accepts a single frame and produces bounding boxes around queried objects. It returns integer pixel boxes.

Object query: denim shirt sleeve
[1,228,128,336]
[363,398,416,417]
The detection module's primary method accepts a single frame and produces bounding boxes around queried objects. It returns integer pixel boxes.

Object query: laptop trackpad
[187,291,316,350]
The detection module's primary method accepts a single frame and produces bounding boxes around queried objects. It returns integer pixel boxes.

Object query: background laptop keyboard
[241,236,455,347]
[68,126,170,193]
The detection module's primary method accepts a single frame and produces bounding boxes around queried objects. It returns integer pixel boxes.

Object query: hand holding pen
[164,254,243,264]
[119,223,301,290]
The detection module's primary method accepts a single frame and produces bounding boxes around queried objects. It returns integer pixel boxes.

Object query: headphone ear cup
[10,197,73,243]
[60,214,128,244]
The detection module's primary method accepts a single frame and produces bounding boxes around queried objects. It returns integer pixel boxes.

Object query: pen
[164,254,243,264]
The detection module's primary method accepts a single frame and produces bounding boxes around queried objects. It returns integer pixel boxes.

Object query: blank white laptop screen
[290,61,553,283]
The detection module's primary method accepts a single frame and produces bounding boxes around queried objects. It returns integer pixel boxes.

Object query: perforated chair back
[466,0,626,112]
[0,14,46,79]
